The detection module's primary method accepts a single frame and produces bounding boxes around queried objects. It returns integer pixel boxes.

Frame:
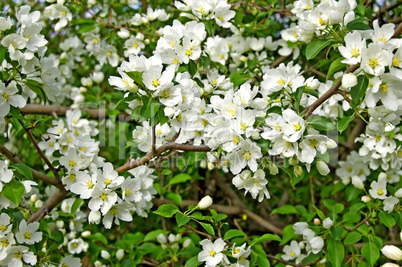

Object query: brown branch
[303,64,360,118]
[392,22,402,38]
[116,142,211,173]
[0,144,62,189]
[343,215,371,241]
[76,0,137,32]
[141,0,147,13]
[19,119,60,181]
[270,55,290,68]
[335,89,353,103]
[27,188,69,223]
[19,104,134,123]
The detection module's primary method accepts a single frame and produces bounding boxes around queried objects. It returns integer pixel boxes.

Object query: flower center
[186,49,193,56]
[377,189,383,195]
[69,160,76,167]
[379,84,388,93]
[293,123,301,131]
[15,251,23,259]
[209,249,216,256]
[2,93,10,100]
[24,232,32,239]
[243,152,251,160]
[309,139,318,148]
[351,48,359,57]
[152,79,160,87]
[0,225,7,232]
[101,193,108,201]
[369,58,378,68]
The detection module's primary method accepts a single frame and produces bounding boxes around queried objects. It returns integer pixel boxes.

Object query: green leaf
[201,56,210,69]
[125,71,145,89]
[337,114,355,133]
[185,256,202,267]
[176,212,190,227]
[168,173,192,185]
[223,229,246,240]
[187,61,197,76]
[315,207,326,220]
[378,210,396,227]
[305,39,332,60]
[280,224,295,245]
[330,226,344,240]
[200,222,215,236]
[324,200,344,215]
[139,97,160,121]
[327,237,344,267]
[70,198,83,215]
[0,46,7,64]
[327,58,347,80]
[347,18,371,31]
[78,23,95,33]
[361,240,379,267]
[351,75,368,105]
[88,232,108,245]
[345,185,361,202]
[2,180,25,206]
[10,163,33,180]
[309,116,335,131]
[144,229,169,242]
[153,204,179,218]
[166,192,182,206]
[250,234,281,246]
[229,72,250,89]
[293,86,305,111]
[25,79,47,104]
[271,205,298,215]
[344,232,362,245]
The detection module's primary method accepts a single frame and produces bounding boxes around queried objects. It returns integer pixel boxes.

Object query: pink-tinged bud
[198,196,213,209]
[381,245,402,260]
[361,195,371,203]
[313,218,320,225]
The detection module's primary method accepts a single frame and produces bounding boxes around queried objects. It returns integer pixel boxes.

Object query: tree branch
[19,104,134,122]
[0,144,63,189]
[27,188,69,223]
[116,142,211,173]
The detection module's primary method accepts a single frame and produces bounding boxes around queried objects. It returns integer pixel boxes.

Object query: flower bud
[157,233,167,244]
[268,162,279,175]
[207,162,214,170]
[381,263,400,267]
[81,231,91,238]
[200,159,207,169]
[326,139,337,149]
[395,188,402,198]
[101,250,110,260]
[323,218,333,229]
[313,218,320,225]
[30,194,37,203]
[168,234,176,243]
[198,195,213,209]
[116,249,124,260]
[378,172,387,180]
[94,261,103,267]
[316,160,330,176]
[127,83,138,94]
[183,239,192,248]
[289,157,298,166]
[352,176,364,190]
[56,220,64,229]
[342,73,358,88]
[294,165,303,176]
[175,234,181,242]
[381,245,402,260]
[361,195,371,203]
[91,72,104,83]
[117,29,130,39]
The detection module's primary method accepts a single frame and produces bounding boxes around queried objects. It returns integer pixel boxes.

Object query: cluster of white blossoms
[37,110,158,227]
[197,238,251,267]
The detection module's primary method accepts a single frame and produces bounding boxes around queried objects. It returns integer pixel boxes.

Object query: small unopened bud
[294,165,303,176]
[352,176,364,190]
[198,195,213,209]
[381,263,400,267]
[313,218,320,225]
[116,249,124,260]
[168,234,176,243]
[101,250,110,260]
[207,162,214,170]
[289,157,298,166]
[183,239,192,248]
[316,160,330,176]
[81,231,91,238]
[175,234,181,242]
[298,242,305,249]
[395,188,402,198]
[127,83,138,94]
[323,218,333,229]
[378,172,387,180]
[361,195,371,203]
[200,159,207,169]
[268,162,279,175]
[117,29,130,39]
[157,233,167,244]
[94,261,103,267]
[342,73,358,88]
[30,194,37,203]
[381,245,402,260]
[56,220,64,229]
[326,139,337,149]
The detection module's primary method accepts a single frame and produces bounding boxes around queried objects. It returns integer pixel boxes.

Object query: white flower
[2,245,37,267]
[67,238,87,254]
[228,139,262,174]
[282,240,301,261]
[383,196,399,213]
[198,238,226,267]
[15,220,42,245]
[361,43,391,76]
[281,109,305,142]
[381,245,402,261]
[309,236,324,254]
[369,178,387,200]
[0,213,12,235]
[59,255,82,267]
[198,195,213,209]
[342,73,358,88]
[0,82,26,117]
[323,218,333,229]
[339,31,365,65]
[293,222,309,235]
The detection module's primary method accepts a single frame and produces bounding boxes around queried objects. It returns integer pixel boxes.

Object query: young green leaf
[327,237,344,267]
[153,204,179,218]
[2,180,25,206]
[223,229,246,240]
[176,212,190,227]
[337,114,355,133]
[309,116,335,131]
[305,39,332,60]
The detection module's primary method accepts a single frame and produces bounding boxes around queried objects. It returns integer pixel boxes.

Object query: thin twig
[0,144,62,188]
[19,119,60,181]
[267,254,321,266]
